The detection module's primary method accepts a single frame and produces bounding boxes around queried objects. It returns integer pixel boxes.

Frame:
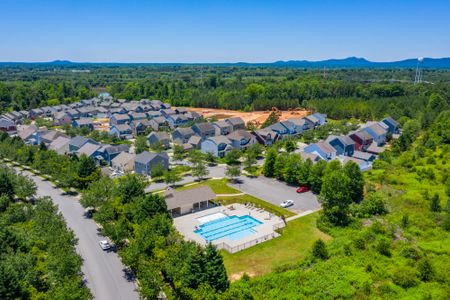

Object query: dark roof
[104,144,130,155]
[164,186,216,210]
[69,136,93,148]
[194,122,215,133]
[174,127,195,136]
[135,151,169,165]
[226,130,253,141]
[148,131,170,141]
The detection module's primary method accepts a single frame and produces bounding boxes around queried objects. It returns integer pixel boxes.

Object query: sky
[0,0,449,63]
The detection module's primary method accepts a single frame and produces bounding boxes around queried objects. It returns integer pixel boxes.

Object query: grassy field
[221,212,330,280]
[175,178,239,194]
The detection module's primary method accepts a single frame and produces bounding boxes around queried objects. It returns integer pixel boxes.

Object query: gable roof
[104,144,130,155]
[164,186,216,210]
[111,152,135,166]
[75,118,93,125]
[173,127,195,137]
[48,136,71,151]
[193,122,215,133]
[112,113,130,121]
[18,125,38,140]
[135,151,169,165]
[41,130,68,142]
[226,129,253,141]
[225,117,245,126]
[69,136,95,148]
[205,135,232,146]
[148,131,170,141]
[77,142,101,157]
[214,120,232,129]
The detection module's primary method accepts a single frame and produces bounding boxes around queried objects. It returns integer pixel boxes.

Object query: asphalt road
[18,169,139,300]
[229,175,321,214]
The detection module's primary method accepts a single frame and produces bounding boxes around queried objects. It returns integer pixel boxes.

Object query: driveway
[229,176,321,214]
[145,164,226,193]
[17,169,139,300]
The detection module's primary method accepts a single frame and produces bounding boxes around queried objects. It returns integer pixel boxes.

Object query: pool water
[194,215,262,242]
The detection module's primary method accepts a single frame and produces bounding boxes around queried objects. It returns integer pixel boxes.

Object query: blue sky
[0,0,449,62]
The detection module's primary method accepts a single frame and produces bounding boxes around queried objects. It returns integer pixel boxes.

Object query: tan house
[111,152,135,173]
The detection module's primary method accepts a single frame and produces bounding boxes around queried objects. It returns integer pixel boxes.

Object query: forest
[0,64,449,117]
[0,165,91,299]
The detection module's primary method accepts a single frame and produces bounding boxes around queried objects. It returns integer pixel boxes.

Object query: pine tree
[184,247,206,289]
[204,243,229,291]
[263,148,277,177]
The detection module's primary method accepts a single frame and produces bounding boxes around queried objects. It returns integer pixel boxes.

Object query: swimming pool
[194,215,262,242]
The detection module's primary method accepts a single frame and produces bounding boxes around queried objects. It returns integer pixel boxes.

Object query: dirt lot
[188,108,310,126]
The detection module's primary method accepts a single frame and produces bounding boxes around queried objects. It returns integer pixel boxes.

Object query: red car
[296,186,309,193]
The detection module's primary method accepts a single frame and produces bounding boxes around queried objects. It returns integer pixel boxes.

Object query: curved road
[19,169,139,300]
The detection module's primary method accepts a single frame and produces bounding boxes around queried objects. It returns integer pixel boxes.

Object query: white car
[99,240,111,250]
[280,200,294,208]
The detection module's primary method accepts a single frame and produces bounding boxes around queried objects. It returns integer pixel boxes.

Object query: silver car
[280,200,294,208]
[99,240,111,250]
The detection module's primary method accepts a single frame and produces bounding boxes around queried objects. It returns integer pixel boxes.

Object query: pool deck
[173,203,285,253]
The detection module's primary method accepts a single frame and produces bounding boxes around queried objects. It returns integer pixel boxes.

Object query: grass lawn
[176,178,241,194]
[221,212,330,280]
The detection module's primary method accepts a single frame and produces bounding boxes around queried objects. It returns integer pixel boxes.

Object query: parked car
[296,186,310,193]
[99,240,111,250]
[280,200,294,208]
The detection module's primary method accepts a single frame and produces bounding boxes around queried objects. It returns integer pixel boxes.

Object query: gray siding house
[134,151,169,175]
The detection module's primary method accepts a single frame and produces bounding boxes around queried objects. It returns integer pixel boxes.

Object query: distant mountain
[0,57,449,69]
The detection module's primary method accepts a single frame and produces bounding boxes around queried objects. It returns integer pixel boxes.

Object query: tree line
[0,166,91,299]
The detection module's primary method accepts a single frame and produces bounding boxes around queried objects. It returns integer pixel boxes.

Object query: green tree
[150,163,166,179]
[263,147,277,177]
[284,140,296,152]
[0,168,14,199]
[312,239,329,260]
[80,176,113,208]
[225,149,241,165]
[135,135,148,154]
[74,155,100,189]
[173,144,186,162]
[261,111,279,128]
[343,161,364,203]
[308,160,327,194]
[319,170,352,226]
[116,174,146,204]
[204,243,229,291]
[430,193,441,212]
[192,161,209,181]
[225,165,241,182]
[164,169,182,187]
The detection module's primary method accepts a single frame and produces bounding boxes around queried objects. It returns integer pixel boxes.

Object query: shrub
[312,239,329,260]
[392,266,419,288]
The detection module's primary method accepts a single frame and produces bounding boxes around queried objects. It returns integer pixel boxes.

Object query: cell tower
[414,57,424,84]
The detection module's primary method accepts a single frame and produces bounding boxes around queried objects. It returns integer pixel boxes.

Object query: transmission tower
[414,57,424,84]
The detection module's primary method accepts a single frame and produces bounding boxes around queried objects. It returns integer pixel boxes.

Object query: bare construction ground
[187,108,310,126]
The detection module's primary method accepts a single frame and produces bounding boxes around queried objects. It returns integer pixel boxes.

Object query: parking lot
[229,176,321,214]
